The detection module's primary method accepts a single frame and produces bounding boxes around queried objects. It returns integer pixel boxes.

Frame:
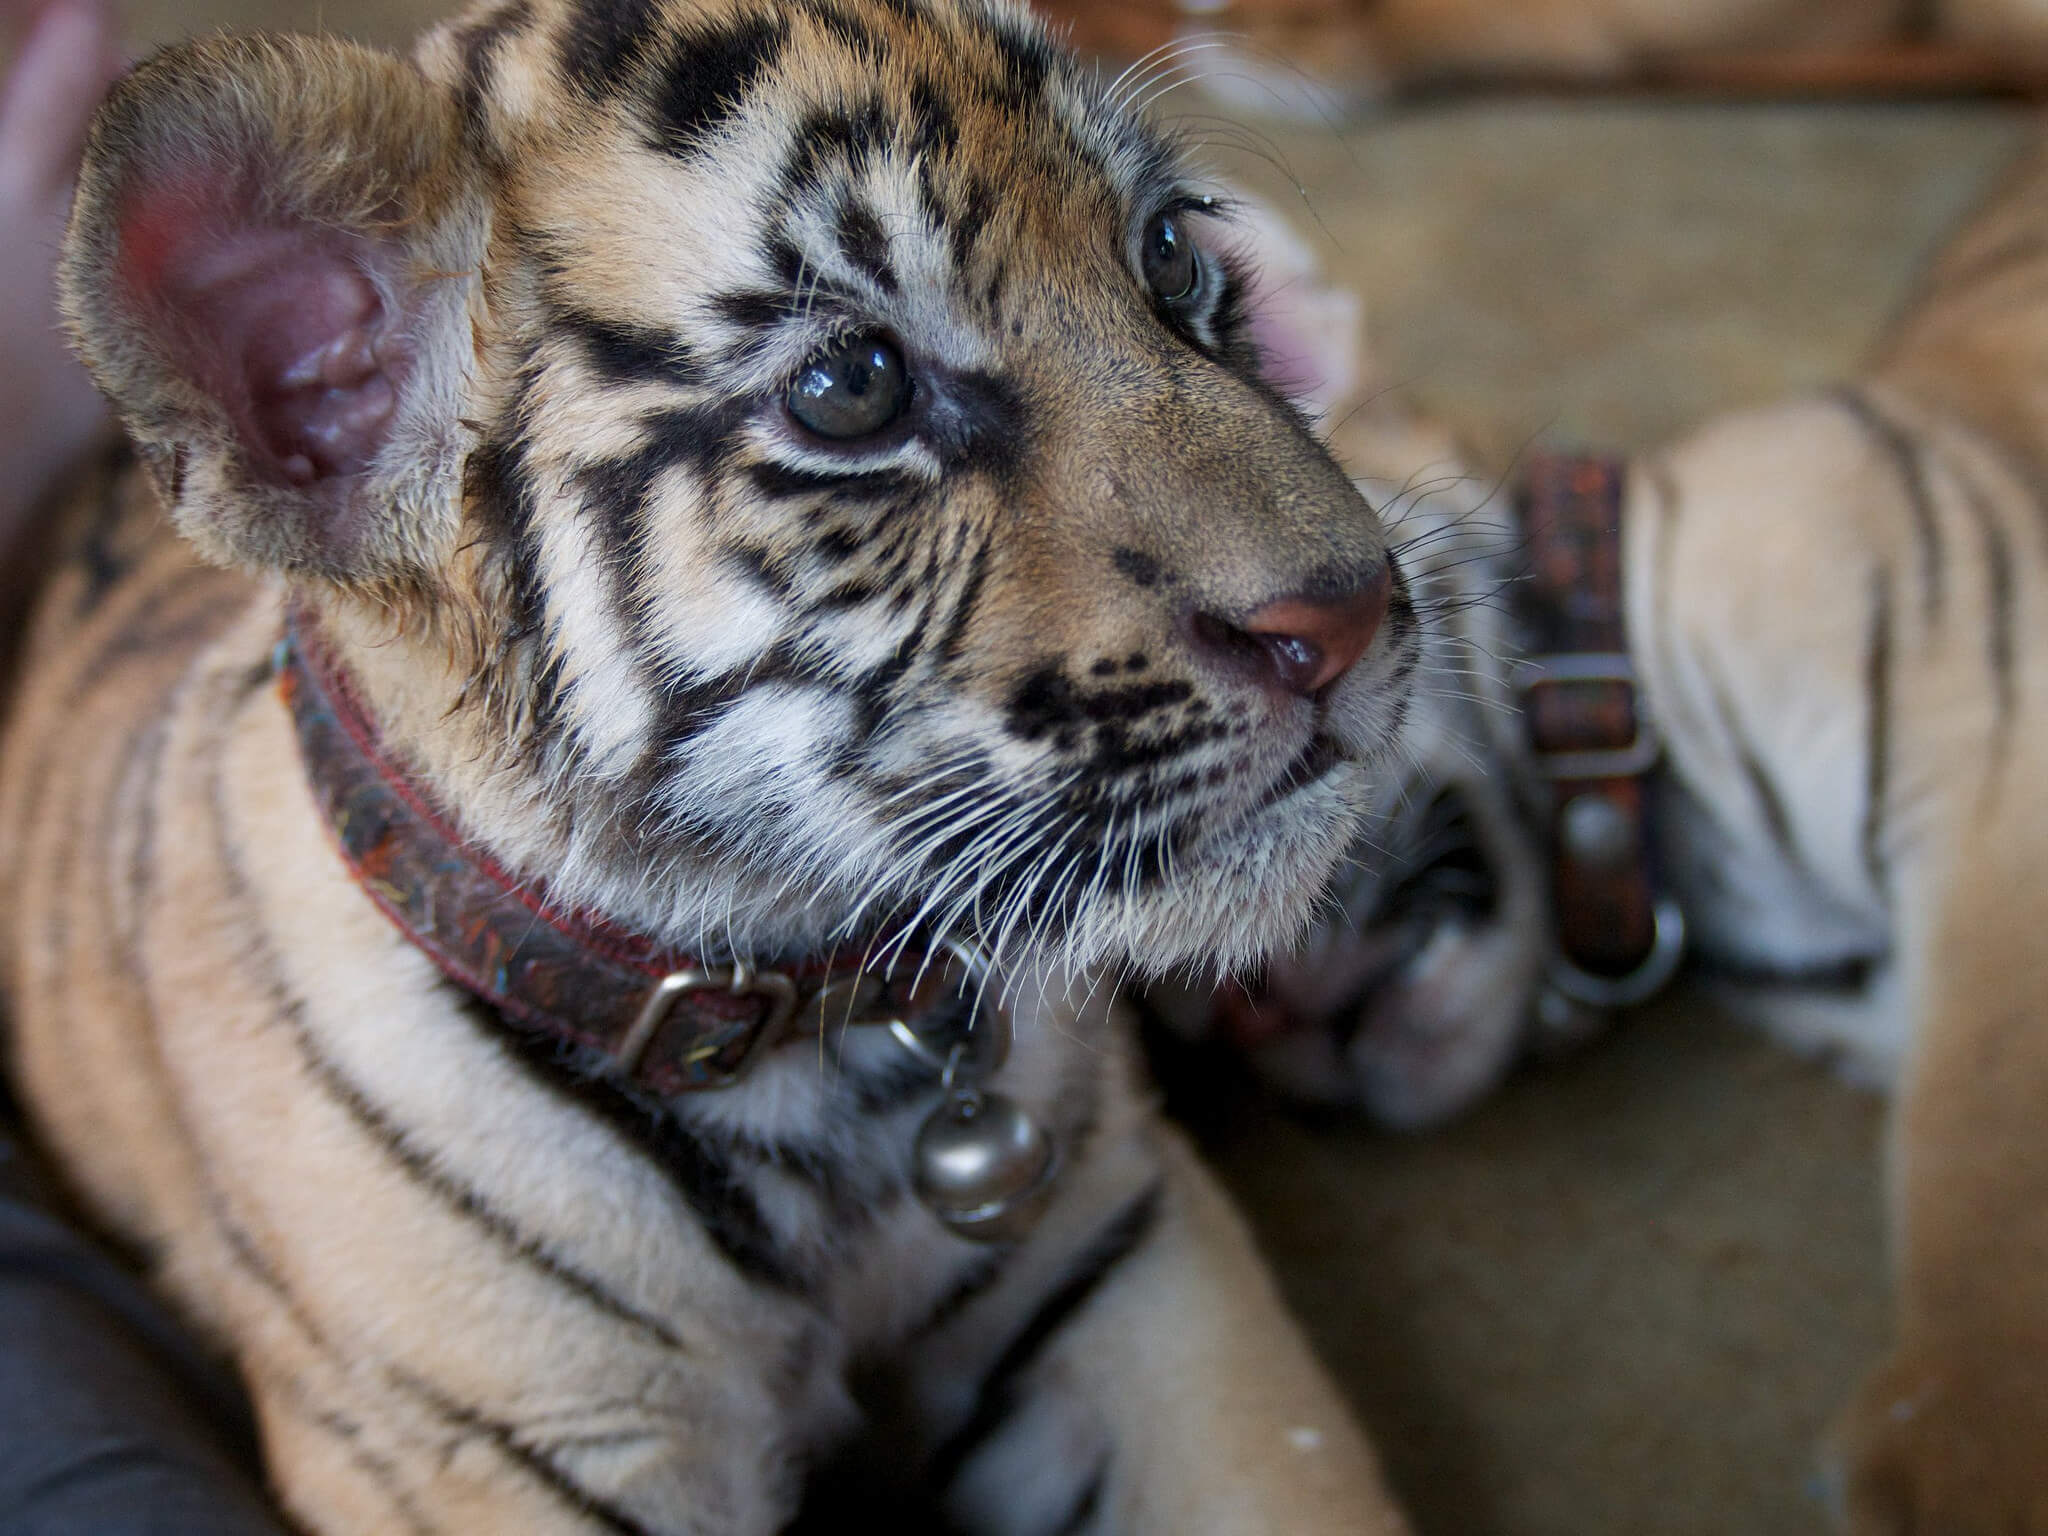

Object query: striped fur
[1274,138,2048,1531]
[1624,140,2048,1534]
[0,2,1421,1531]
[1134,0,2048,121]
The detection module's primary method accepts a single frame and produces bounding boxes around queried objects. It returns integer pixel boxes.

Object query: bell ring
[912,1088,1059,1243]
[889,945,1010,1078]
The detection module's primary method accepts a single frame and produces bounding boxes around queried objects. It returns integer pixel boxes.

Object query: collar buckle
[618,962,801,1092]
[1517,652,1663,780]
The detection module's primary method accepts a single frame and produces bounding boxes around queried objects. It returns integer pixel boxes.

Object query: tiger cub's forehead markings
[445,0,1181,362]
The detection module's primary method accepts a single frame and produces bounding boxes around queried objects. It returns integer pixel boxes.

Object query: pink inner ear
[117,177,414,488]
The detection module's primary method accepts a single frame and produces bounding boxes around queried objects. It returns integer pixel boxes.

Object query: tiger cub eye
[788,334,911,440]
[1141,211,1199,303]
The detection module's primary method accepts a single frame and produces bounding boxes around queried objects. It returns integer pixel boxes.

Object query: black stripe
[244,1216,647,1536]
[575,399,750,640]
[1949,456,2019,763]
[1862,566,1893,892]
[489,1018,813,1292]
[802,0,919,35]
[389,1367,664,1536]
[978,8,1055,106]
[138,699,649,1535]
[924,366,1029,480]
[638,642,812,754]
[906,72,959,159]
[709,278,866,350]
[7,571,228,975]
[932,531,991,666]
[558,308,705,388]
[780,95,893,202]
[928,1184,1163,1488]
[915,157,950,257]
[1006,666,1194,740]
[726,540,797,600]
[762,230,807,289]
[123,832,440,1534]
[454,0,532,134]
[745,459,921,501]
[112,715,171,992]
[557,0,661,97]
[908,1250,1009,1340]
[463,376,566,742]
[306,1406,440,1536]
[723,1118,902,1236]
[712,287,795,332]
[983,255,1008,322]
[798,0,885,59]
[202,689,694,1355]
[809,522,870,564]
[1836,389,1944,622]
[1211,262,1262,382]
[648,12,790,161]
[948,172,997,271]
[1702,662,1807,877]
[840,601,933,747]
[61,559,231,705]
[200,1198,446,1536]
[835,197,899,293]
[466,376,547,641]
[284,999,694,1352]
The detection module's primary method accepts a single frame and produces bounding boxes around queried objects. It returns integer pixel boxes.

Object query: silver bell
[913,1089,1058,1243]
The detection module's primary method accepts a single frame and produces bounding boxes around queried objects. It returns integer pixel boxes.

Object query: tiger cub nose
[1194,565,1391,698]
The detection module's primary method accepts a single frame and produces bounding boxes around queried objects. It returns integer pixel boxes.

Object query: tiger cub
[1267,138,2048,1530]
[0,1,1426,1531]
[1047,0,2048,121]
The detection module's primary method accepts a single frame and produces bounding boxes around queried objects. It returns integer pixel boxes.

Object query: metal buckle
[1544,895,1687,1010]
[1518,652,1661,780]
[615,961,801,1088]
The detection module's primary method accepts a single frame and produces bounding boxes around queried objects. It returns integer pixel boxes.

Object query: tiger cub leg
[932,1126,1408,1536]
[1831,819,2048,1534]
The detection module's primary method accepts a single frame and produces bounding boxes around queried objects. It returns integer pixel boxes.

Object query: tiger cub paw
[1831,1350,2048,1534]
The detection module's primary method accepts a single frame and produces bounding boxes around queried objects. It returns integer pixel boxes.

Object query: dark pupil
[1143,213,1197,301]
[788,335,910,440]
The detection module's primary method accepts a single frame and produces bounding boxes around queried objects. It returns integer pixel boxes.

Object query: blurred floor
[69,4,2044,1531]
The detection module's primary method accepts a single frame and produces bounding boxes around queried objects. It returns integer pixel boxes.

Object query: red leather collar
[276,614,948,1097]
[1515,452,1685,1009]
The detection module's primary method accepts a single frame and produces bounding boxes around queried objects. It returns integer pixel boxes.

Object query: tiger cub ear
[58,34,489,588]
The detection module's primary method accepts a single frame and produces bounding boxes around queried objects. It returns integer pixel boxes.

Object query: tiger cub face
[61,0,1418,978]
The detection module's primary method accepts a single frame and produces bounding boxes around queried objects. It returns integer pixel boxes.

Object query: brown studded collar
[275,613,962,1100]
[1514,451,1686,1011]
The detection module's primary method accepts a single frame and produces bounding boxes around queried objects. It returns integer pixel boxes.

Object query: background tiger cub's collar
[1515,451,1685,1013]
[275,613,947,1098]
